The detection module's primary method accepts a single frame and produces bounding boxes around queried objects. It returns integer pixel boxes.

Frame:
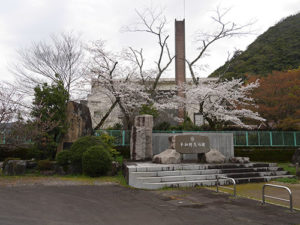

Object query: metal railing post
[216,176,236,198]
[122,130,125,146]
[262,184,293,212]
[233,180,237,197]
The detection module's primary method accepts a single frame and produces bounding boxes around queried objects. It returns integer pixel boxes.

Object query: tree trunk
[93,99,119,131]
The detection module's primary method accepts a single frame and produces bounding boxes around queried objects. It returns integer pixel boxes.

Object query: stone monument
[130,115,153,161]
[174,135,210,154]
[58,101,93,152]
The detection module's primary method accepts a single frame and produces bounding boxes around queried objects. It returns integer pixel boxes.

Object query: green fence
[95,130,300,147]
[95,130,131,146]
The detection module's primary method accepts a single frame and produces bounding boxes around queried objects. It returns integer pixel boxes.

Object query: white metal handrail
[262,184,293,212]
[216,176,237,197]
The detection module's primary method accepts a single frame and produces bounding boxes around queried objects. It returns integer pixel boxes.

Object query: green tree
[211,13,300,79]
[31,80,69,157]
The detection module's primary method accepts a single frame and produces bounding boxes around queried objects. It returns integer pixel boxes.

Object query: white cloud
[0,0,299,81]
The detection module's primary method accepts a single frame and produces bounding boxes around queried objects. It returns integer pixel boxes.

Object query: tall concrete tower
[175,19,186,121]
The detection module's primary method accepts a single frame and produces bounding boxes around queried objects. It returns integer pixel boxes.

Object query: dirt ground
[0,177,300,225]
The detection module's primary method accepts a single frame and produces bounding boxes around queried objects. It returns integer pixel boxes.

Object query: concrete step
[138,175,295,190]
[127,163,278,173]
[220,167,283,173]
[223,170,289,178]
[136,174,218,183]
[135,171,288,184]
[130,167,285,179]
[126,162,292,189]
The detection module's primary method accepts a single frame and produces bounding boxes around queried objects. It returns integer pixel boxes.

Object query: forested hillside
[210,13,300,79]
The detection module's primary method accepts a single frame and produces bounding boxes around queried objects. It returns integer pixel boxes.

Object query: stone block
[205,149,226,164]
[26,160,38,169]
[3,160,27,176]
[152,149,181,164]
[229,157,250,164]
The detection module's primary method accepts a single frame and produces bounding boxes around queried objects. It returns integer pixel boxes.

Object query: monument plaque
[175,135,210,154]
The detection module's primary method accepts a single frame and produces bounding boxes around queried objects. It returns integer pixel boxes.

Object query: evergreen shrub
[69,135,116,173]
[82,145,112,177]
[56,150,72,172]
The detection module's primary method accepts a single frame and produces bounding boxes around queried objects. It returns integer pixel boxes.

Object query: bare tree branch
[123,7,175,92]
[10,32,85,99]
[187,7,254,84]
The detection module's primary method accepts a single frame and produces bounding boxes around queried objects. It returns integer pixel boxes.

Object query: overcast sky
[0,0,299,82]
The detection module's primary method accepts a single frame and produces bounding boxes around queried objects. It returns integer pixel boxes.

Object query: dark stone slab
[175,135,210,154]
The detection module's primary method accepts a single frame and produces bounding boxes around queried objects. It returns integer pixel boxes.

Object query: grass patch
[0,171,128,186]
[277,163,296,175]
[53,171,128,186]
[274,177,299,184]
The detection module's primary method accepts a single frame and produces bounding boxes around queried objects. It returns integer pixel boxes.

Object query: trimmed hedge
[82,145,112,177]
[56,150,72,172]
[69,136,115,173]
[69,136,105,173]
[235,147,296,162]
[0,145,33,161]
[38,160,54,171]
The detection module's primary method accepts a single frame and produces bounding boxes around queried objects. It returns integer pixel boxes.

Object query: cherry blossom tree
[87,41,152,130]
[158,78,265,129]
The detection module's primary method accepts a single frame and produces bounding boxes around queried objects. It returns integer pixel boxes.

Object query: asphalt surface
[0,185,299,225]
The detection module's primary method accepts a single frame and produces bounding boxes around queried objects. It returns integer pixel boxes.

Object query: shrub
[69,136,114,173]
[33,133,57,160]
[56,150,71,166]
[82,145,112,177]
[99,133,115,148]
[26,146,43,160]
[38,160,53,171]
[56,150,72,172]
[0,145,32,161]
[235,148,296,162]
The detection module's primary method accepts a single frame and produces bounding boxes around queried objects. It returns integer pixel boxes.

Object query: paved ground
[207,181,300,209]
[0,184,300,225]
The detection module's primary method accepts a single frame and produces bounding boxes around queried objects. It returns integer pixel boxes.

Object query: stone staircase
[126,162,294,189]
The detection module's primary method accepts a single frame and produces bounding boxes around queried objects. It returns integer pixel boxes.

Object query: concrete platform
[125,162,293,189]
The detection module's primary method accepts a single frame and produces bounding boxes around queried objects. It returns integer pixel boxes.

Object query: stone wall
[152,132,234,160]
